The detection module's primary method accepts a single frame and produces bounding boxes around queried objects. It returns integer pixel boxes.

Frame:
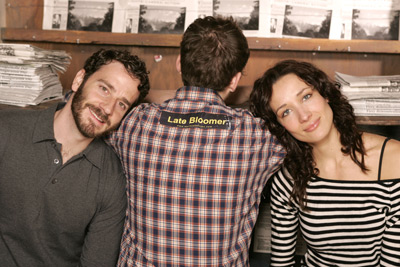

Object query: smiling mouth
[305,118,320,132]
[89,107,105,123]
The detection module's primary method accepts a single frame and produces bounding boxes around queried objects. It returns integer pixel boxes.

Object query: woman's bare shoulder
[361,132,388,151]
[377,136,400,180]
[383,138,400,157]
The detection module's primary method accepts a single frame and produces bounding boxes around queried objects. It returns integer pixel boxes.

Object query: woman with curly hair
[250,59,400,267]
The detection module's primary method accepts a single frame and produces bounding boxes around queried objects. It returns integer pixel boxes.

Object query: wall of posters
[42,0,400,40]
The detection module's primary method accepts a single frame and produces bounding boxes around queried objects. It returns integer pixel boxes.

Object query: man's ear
[227,72,242,93]
[71,69,85,92]
[176,55,181,74]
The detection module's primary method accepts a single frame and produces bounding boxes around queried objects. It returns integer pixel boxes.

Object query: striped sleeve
[381,182,400,266]
[270,170,299,267]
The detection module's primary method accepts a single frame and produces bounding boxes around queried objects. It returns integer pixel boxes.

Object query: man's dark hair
[180,16,249,91]
[82,49,150,108]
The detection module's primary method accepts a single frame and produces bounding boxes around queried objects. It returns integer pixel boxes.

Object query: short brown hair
[180,16,249,91]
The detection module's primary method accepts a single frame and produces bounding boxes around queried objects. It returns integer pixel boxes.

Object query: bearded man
[0,49,149,267]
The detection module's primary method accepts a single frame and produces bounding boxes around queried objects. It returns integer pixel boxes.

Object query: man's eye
[118,102,127,110]
[101,86,109,93]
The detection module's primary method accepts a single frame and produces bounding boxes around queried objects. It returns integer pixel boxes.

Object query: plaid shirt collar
[175,86,226,106]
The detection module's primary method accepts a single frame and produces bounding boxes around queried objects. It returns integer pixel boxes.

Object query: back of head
[180,16,249,91]
[83,49,150,106]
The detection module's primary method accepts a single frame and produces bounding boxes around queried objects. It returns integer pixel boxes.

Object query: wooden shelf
[1,28,182,47]
[0,101,59,111]
[356,116,400,126]
[247,37,400,53]
[1,28,181,47]
[2,28,400,53]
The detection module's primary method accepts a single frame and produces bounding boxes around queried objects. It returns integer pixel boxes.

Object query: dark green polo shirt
[0,104,127,267]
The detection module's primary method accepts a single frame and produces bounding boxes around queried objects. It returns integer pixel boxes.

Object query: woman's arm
[270,169,299,267]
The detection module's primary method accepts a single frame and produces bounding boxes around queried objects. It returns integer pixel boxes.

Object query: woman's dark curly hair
[82,49,150,109]
[250,60,368,209]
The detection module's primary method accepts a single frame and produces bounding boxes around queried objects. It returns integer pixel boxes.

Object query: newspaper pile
[336,72,400,116]
[0,44,70,107]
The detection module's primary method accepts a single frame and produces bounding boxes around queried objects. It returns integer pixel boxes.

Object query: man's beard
[71,84,117,138]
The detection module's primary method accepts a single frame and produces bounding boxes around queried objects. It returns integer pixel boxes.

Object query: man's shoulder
[0,108,39,127]
[122,102,153,121]
[0,109,41,153]
[94,138,122,163]
[0,107,37,118]
[227,106,271,130]
[229,105,258,119]
[90,139,126,181]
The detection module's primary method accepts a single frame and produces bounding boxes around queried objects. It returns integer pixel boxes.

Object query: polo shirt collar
[32,103,60,143]
[32,102,104,169]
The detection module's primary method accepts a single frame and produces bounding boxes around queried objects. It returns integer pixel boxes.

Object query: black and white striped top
[270,168,400,267]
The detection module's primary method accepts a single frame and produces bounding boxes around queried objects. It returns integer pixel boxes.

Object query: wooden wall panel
[232,50,400,105]
[6,0,43,29]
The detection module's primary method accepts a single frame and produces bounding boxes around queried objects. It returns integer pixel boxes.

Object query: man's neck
[53,101,93,163]
[217,87,232,102]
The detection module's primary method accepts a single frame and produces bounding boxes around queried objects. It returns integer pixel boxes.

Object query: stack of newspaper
[0,44,70,107]
[335,72,400,116]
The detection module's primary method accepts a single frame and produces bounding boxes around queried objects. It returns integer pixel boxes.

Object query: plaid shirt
[108,86,285,266]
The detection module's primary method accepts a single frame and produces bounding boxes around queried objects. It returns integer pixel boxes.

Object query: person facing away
[0,49,150,267]
[106,16,285,266]
[250,59,400,267]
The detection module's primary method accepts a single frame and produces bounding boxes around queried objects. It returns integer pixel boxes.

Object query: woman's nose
[298,108,311,123]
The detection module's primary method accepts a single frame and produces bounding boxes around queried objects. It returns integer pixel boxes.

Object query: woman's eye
[282,109,290,118]
[303,94,311,101]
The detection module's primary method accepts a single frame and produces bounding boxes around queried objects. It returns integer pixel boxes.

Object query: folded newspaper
[0,44,71,107]
[335,72,400,116]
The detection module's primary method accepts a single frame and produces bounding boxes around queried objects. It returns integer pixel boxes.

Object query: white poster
[43,0,400,39]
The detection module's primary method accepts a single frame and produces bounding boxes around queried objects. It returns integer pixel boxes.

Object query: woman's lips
[304,118,320,132]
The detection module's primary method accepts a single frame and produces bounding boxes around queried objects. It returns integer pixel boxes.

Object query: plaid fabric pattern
[108,87,285,266]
